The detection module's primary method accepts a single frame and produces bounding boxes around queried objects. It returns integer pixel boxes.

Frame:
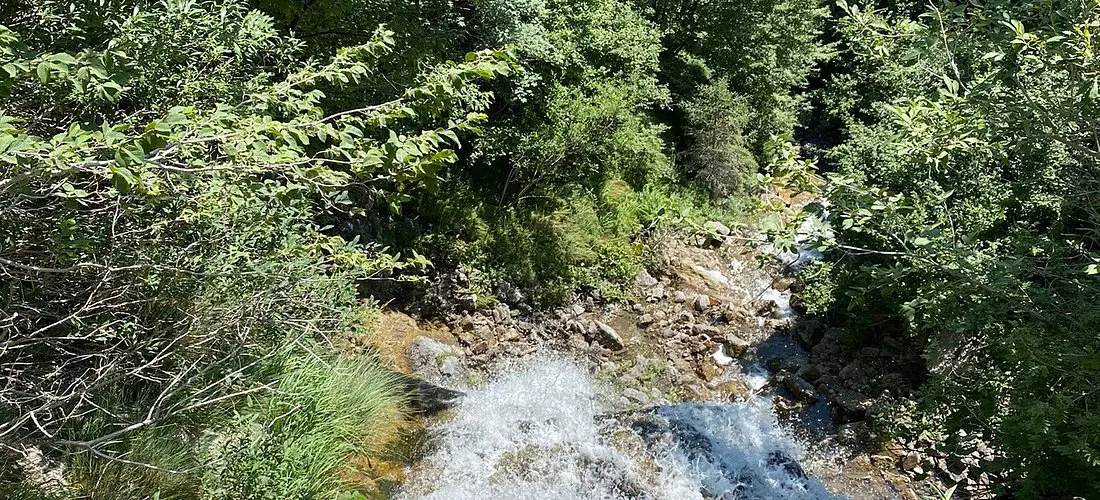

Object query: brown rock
[718,335,751,357]
[691,323,720,336]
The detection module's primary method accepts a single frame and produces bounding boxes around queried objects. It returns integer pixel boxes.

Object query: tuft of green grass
[204,354,405,500]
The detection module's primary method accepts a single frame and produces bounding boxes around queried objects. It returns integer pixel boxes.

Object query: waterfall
[399,358,840,499]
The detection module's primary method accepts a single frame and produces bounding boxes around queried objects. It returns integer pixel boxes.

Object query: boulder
[796,363,824,382]
[406,336,467,386]
[901,451,921,470]
[771,276,796,291]
[592,321,625,351]
[836,421,868,446]
[718,335,751,357]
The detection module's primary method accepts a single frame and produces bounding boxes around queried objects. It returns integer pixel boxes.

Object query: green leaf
[35,61,50,83]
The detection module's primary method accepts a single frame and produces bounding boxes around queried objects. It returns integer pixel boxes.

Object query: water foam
[401,358,840,499]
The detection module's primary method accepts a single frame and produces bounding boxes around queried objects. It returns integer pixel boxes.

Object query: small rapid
[399,359,839,499]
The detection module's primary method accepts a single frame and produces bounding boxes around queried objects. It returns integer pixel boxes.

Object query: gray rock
[831,388,873,417]
[494,281,524,304]
[571,304,586,316]
[635,269,659,288]
[794,320,825,347]
[692,294,710,312]
[592,321,625,351]
[672,290,687,303]
[623,388,649,405]
[772,276,796,291]
[637,314,654,327]
[836,421,868,445]
[645,284,666,302]
[457,293,478,311]
[406,336,467,385]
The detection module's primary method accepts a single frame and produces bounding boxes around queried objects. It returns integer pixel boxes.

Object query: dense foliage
[802,0,1100,496]
[13,0,1096,496]
[0,0,826,496]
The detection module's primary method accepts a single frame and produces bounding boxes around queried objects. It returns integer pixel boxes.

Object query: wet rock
[782,374,818,402]
[592,321,625,351]
[711,380,751,401]
[831,388,873,419]
[796,363,823,382]
[394,373,464,415]
[836,421,868,446]
[697,362,720,381]
[767,354,809,373]
[794,319,825,347]
[406,336,467,386]
[766,450,807,478]
[718,335,750,357]
[772,276,796,291]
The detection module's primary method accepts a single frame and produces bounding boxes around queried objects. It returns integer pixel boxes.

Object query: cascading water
[399,359,840,499]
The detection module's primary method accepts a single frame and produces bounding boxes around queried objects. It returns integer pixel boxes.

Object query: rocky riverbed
[364,226,948,499]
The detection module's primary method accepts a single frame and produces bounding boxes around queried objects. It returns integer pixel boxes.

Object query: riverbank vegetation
[1,0,1096,497]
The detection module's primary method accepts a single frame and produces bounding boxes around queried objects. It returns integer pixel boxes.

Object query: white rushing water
[400,359,839,500]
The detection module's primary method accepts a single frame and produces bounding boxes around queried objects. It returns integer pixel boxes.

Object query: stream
[394,209,897,499]
[398,358,838,499]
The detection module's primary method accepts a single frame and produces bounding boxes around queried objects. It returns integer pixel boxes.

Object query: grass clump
[205,355,406,500]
